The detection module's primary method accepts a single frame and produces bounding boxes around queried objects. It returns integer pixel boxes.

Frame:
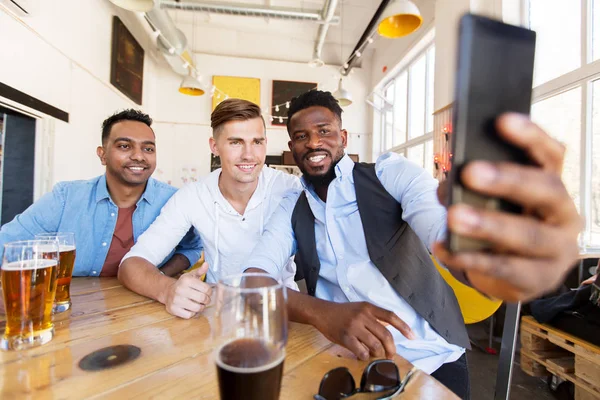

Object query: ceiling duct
[142,6,195,76]
[159,0,340,23]
[309,0,339,67]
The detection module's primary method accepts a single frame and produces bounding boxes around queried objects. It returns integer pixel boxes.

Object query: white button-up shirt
[123,166,301,285]
[246,153,465,373]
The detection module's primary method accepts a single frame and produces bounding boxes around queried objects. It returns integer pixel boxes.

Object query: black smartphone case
[447,14,536,253]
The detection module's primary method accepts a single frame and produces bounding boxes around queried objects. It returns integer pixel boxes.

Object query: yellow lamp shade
[377,0,423,38]
[179,75,205,96]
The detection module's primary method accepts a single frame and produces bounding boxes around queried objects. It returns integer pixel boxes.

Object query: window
[374,44,435,174]
[527,0,600,249]
[529,0,581,86]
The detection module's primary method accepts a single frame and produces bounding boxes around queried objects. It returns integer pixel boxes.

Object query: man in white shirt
[118,99,301,319]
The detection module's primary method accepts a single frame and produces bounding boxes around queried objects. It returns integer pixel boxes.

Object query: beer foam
[34,244,61,253]
[2,259,57,271]
[216,340,285,374]
[58,245,76,252]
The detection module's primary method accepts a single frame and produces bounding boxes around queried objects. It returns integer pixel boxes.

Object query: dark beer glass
[214,273,288,400]
[35,232,76,314]
[1,240,59,350]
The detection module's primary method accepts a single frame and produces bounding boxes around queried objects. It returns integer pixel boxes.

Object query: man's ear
[209,136,219,156]
[340,129,348,149]
[288,140,293,151]
[97,146,107,166]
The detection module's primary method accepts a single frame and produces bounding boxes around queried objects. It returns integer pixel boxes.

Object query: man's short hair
[286,90,343,134]
[101,109,153,145]
[211,98,265,137]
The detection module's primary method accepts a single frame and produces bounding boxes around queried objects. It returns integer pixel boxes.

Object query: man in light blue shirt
[246,91,581,399]
[0,109,201,277]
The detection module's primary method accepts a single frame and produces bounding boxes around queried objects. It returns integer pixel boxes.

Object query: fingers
[366,320,396,358]
[447,204,571,257]
[432,242,572,301]
[354,329,385,358]
[165,305,196,319]
[190,262,209,277]
[370,306,415,340]
[460,161,581,229]
[343,336,370,361]
[496,113,565,174]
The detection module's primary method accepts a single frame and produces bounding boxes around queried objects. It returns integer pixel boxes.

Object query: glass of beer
[35,232,76,314]
[214,273,288,400]
[1,240,59,350]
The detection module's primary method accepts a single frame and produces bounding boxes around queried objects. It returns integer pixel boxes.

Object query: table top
[0,278,458,399]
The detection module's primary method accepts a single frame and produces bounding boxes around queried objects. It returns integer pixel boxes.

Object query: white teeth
[238,165,255,170]
[309,155,326,163]
[129,167,144,171]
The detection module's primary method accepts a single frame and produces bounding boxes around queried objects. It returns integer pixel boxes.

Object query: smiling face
[288,106,347,186]
[96,120,156,187]
[210,117,267,184]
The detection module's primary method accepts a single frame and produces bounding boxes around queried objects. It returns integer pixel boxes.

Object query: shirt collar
[95,174,156,205]
[300,153,354,189]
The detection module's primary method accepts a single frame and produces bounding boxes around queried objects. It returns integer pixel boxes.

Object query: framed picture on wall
[110,16,144,105]
[271,80,316,126]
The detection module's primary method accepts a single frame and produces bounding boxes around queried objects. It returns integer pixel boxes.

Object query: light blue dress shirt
[246,153,465,373]
[0,174,201,276]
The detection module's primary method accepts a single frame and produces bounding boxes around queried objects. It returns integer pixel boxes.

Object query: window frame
[374,40,436,171]
[525,0,600,250]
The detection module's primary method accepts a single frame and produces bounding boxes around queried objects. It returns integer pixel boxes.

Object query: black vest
[291,163,470,349]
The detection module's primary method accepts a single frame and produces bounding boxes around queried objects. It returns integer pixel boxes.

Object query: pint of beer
[35,233,76,314]
[1,240,59,351]
[214,273,287,400]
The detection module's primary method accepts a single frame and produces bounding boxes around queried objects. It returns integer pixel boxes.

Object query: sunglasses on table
[314,359,418,400]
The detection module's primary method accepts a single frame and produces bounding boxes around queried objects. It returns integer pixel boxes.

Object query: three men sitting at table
[0,109,200,277]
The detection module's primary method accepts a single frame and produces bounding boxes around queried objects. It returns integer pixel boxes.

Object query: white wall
[1,1,373,191]
[151,53,372,186]
[0,1,160,188]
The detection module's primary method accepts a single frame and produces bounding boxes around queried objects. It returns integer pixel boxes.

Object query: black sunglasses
[314,360,418,400]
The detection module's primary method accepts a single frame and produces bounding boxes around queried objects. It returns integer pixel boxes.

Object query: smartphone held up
[446,14,537,253]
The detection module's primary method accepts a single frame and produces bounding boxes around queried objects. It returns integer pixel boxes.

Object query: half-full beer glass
[214,273,288,400]
[35,232,76,313]
[1,240,59,350]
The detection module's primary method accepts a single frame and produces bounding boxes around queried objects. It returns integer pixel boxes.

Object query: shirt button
[102,242,107,246]
[338,254,344,260]
[111,213,115,217]
[92,271,97,275]
[343,286,350,292]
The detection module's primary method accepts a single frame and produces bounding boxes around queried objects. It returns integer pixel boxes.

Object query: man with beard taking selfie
[244,90,582,399]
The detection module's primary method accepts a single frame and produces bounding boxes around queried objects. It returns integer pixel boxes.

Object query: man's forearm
[118,257,175,304]
[286,288,332,326]
[159,253,191,277]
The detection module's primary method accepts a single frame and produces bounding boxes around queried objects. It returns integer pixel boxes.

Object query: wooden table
[0,278,458,399]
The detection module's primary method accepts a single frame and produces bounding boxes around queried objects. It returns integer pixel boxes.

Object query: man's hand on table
[311,300,415,361]
[162,262,212,319]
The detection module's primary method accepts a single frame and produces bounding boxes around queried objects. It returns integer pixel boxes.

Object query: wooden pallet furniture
[520,315,600,399]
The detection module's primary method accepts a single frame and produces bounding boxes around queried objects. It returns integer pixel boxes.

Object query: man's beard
[302,149,345,188]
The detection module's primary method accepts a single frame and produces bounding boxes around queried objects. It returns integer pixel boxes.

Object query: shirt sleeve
[0,182,66,253]
[174,227,202,266]
[123,184,202,266]
[244,188,301,280]
[375,152,447,251]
